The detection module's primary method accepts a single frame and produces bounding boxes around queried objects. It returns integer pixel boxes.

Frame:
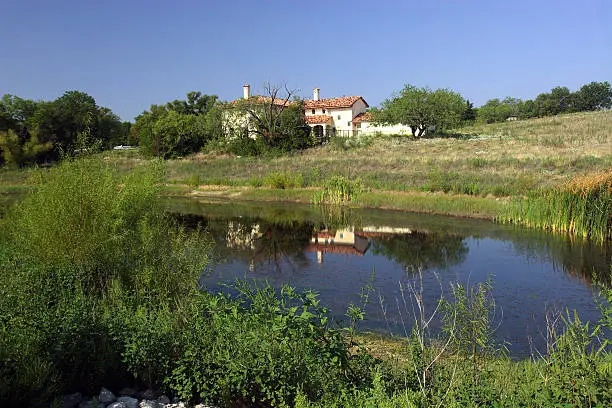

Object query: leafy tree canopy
[373,85,466,137]
[133,91,221,158]
[0,91,123,167]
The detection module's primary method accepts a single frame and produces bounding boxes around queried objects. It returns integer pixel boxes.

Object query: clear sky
[1,0,610,121]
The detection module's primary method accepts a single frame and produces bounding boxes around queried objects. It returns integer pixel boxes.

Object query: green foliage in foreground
[0,158,209,405]
[0,158,611,407]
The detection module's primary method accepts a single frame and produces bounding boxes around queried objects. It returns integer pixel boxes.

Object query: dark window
[322,109,326,113]
[311,109,315,114]
[337,115,341,119]
[347,121,351,127]
[356,123,361,129]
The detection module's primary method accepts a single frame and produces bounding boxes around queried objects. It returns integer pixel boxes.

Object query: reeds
[501,171,612,241]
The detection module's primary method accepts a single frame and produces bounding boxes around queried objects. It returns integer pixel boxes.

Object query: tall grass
[501,171,612,241]
[0,158,210,405]
[312,176,362,205]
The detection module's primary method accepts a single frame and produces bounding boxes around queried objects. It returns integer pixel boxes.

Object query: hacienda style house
[224,84,412,138]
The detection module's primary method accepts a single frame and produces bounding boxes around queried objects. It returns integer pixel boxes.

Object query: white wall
[328,107,355,132]
[358,121,413,136]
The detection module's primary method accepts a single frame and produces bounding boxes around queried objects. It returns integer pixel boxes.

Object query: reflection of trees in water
[252,221,314,270]
[370,231,468,271]
[510,234,611,285]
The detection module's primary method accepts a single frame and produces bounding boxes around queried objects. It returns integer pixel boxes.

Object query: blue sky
[1,0,610,121]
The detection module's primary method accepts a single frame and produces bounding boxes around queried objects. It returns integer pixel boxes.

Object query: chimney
[243,84,251,100]
[313,87,320,101]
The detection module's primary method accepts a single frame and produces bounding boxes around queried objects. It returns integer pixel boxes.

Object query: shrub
[312,176,362,205]
[262,171,304,189]
[165,282,354,407]
[0,158,209,403]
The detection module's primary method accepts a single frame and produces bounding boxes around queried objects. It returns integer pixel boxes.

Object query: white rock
[99,387,116,404]
[107,403,127,408]
[139,400,162,408]
[157,395,170,404]
[117,396,139,408]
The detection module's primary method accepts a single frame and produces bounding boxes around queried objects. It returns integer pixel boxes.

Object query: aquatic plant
[501,170,612,242]
[312,176,362,205]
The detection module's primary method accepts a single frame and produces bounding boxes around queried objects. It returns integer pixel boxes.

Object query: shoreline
[167,184,506,220]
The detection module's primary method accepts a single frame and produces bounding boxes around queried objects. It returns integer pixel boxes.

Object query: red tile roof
[228,96,295,107]
[352,111,373,123]
[304,96,368,109]
[305,115,333,124]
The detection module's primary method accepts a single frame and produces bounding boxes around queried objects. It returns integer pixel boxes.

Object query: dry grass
[165,110,612,197]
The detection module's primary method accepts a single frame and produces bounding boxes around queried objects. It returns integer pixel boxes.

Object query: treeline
[132,86,311,158]
[132,91,223,158]
[0,91,130,167]
[475,81,612,124]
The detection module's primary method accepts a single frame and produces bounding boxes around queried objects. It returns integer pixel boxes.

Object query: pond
[167,197,611,357]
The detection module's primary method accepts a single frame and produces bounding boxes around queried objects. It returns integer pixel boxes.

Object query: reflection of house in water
[225,221,261,250]
[307,228,370,263]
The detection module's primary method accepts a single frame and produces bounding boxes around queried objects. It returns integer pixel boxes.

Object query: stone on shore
[117,396,139,408]
[99,387,116,404]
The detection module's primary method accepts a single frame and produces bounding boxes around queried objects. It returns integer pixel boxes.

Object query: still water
[168,198,611,357]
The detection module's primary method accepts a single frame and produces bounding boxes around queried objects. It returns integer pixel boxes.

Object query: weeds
[501,170,612,242]
[263,171,304,189]
[312,176,362,205]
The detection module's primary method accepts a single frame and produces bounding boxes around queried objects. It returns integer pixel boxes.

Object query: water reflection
[168,198,611,356]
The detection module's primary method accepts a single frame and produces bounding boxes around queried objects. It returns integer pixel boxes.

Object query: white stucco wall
[357,121,413,136]
[306,107,331,115]
[328,108,355,132]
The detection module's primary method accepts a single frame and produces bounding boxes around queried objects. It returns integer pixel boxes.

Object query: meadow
[1,113,611,406]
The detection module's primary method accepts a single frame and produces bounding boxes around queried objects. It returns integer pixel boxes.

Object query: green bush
[263,171,304,189]
[165,282,356,407]
[0,158,209,404]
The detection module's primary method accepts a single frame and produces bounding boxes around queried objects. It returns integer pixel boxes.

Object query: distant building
[224,85,412,139]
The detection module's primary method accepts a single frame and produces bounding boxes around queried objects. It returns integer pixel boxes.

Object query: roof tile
[304,96,368,109]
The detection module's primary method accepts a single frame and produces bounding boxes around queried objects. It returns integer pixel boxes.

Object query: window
[311,109,315,114]
[356,123,361,129]
[347,121,351,127]
[337,115,341,120]
[322,109,326,113]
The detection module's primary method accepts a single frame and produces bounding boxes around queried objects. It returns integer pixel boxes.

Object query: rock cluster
[61,388,219,408]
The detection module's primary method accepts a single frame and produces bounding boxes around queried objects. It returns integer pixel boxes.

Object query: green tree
[133,91,220,158]
[227,83,311,150]
[166,91,218,116]
[535,86,572,116]
[477,97,521,123]
[373,85,466,137]
[0,128,53,168]
[460,99,477,124]
[574,81,612,111]
[518,99,538,119]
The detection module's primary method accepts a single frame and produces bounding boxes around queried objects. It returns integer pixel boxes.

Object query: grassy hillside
[2,110,611,221]
[165,110,611,197]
